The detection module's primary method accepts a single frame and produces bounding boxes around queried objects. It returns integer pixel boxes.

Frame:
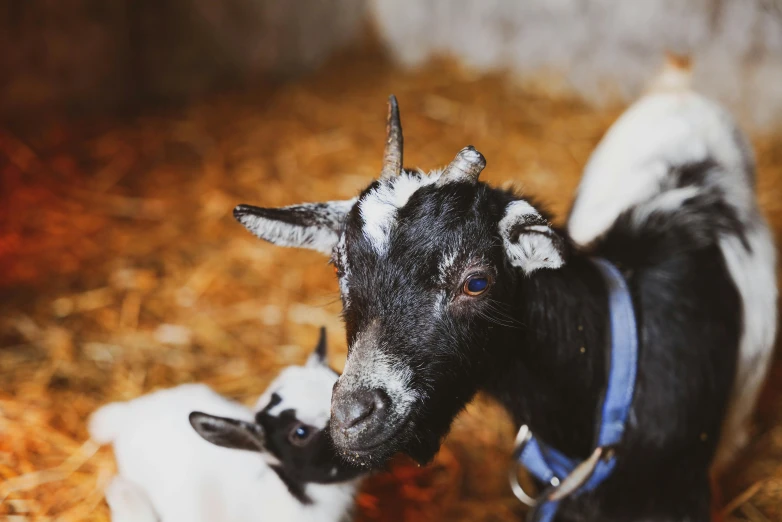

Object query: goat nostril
[346,400,374,428]
[334,389,386,430]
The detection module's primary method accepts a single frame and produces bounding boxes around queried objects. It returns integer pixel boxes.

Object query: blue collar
[509,257,639,522]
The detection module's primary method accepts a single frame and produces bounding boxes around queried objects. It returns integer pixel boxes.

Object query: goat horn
[437,146,486,185]
[379,95,403,179]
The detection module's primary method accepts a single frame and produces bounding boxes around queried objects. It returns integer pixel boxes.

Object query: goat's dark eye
[288,423,315,447]
[463,275,490,296]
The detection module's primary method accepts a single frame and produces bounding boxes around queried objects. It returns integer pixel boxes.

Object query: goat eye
[288,423,315,447]
[463,275,490,296]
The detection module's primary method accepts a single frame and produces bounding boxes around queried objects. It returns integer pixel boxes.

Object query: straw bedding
[1,49,781,521]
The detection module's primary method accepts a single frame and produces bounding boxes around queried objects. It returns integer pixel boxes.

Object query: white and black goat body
[89,329,364,522]
[232,67,777,521]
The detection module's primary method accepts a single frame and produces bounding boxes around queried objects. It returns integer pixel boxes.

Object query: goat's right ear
[189,412,265,452]
[233,199,356,255]
[499,200,565,274]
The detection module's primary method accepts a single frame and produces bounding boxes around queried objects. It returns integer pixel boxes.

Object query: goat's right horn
[379,95,403,180]
[437,146,486,186]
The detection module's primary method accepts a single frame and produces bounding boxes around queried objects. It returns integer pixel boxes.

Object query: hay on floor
[1,49,781,521]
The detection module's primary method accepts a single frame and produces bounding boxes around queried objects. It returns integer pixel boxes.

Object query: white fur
[254,363,339,430]
[359,171,442,254]
[90,366,360,522]
[715,221,778,469]
[237,199,356,255]
[335,233,352,307]
[566,69,778,469]
[437,249,459,285]
[568,86,754,246]
[499,200,564,273]
[339,323,420,420]
[104,477,159,522]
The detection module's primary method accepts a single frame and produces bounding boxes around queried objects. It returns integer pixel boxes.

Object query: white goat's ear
[233,199,356,255]
[306,327,328,368]
[189,412,265,452]
[499,200,565,274]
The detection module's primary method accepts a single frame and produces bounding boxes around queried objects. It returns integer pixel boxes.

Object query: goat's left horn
[437,146,486,185]
[379,95,403,180]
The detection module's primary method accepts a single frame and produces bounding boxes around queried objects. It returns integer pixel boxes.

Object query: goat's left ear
[189,412,265,452]
[499,200,565,274]
[306,326,328,368]
[234,199,356,255]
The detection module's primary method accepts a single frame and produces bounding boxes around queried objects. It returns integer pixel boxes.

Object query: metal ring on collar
[508,424,539,507]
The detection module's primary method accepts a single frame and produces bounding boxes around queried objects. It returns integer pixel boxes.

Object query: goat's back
[566,68,777,470]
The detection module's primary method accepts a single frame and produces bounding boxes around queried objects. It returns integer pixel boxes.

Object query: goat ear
[306,326,328,368]
[189,412,265,452]
[499,200,565,274]
[233,199,356,255]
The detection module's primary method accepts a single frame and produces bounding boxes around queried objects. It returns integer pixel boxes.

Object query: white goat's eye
[288,422,316,447]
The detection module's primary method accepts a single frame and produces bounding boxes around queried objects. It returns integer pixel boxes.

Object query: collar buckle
[510,423,616,508]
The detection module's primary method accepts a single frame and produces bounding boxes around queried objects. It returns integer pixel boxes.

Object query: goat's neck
[486,251,611,459]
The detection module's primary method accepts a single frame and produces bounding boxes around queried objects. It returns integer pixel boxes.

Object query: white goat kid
[89,329,363,522]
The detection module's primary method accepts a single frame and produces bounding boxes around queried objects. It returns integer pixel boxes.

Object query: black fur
[314,326,328,362]
[334,164,741,520]
[190,333,363,506]
[257,408,364,490]
[235,159,745,520]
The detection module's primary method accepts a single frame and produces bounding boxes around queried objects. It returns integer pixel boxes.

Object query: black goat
[232,65,777,521]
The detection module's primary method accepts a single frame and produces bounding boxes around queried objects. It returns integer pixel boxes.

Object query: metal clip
[508,424,539,507]
[547,446,603,501]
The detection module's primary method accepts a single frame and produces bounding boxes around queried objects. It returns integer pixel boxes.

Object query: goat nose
[332,389,382,431]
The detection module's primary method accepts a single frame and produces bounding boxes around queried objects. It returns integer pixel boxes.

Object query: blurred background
[1,1,782,520]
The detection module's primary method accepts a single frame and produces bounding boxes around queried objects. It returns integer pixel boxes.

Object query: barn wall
[3,0,782,131]
[0,0,366,117]
[370,0,782,130]
[0,1,132,115]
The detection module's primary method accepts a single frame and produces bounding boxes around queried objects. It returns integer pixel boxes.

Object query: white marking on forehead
[254,364,338,429]
[437,249,459,285]
[359,170,442,254]
[339,326,419,417]
[433,290,447,316]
